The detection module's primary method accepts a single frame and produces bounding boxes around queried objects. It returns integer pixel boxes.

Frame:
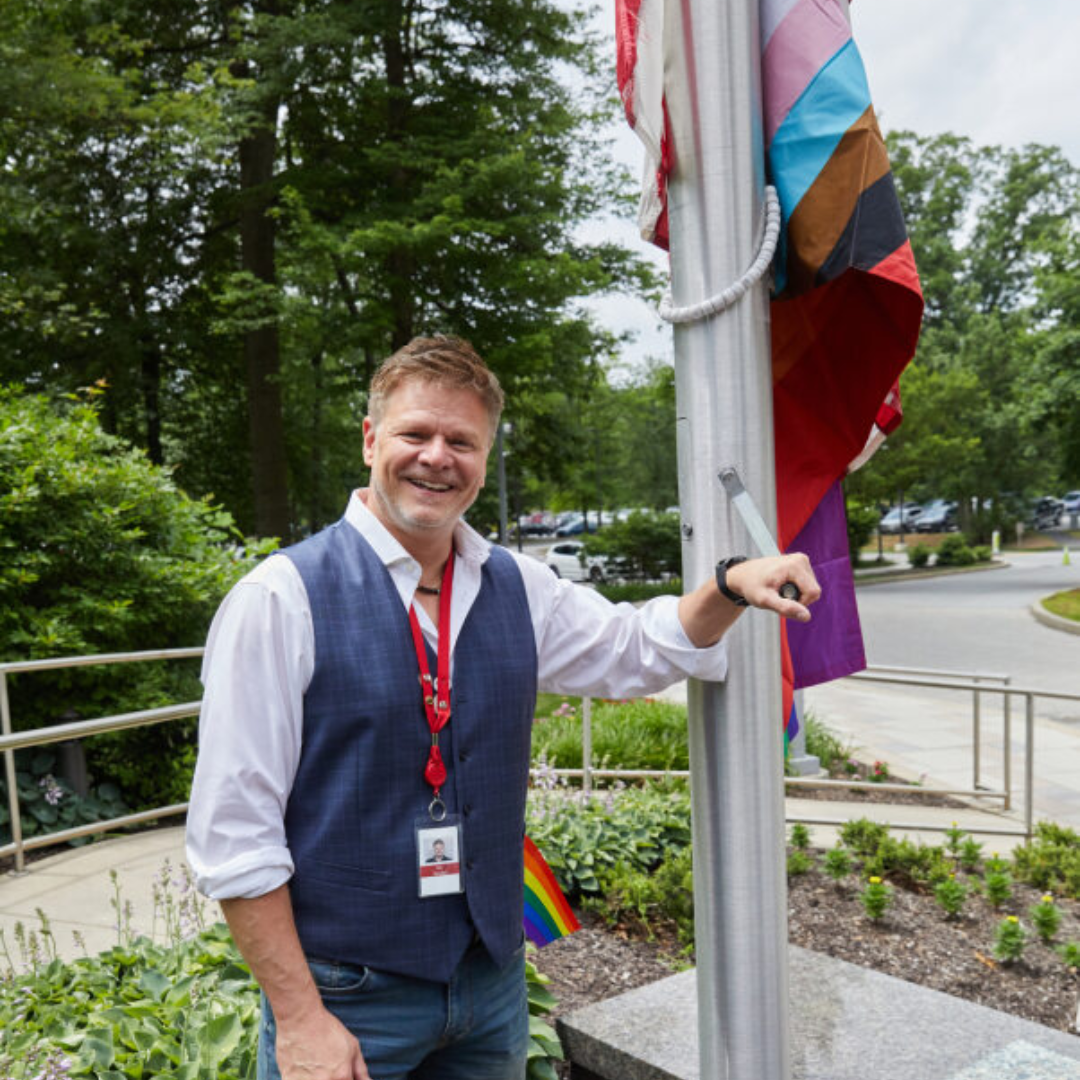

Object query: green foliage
[0,390,270,810]
[984,872,1013,908]
[934,534,978,567]
[821,845,853,884]
[860,877,893,921]
[944,822,967,857]
[993,916,1028,964]
[846,502,879,564]
[958,836,984,871]
[1009,822,1080,899]
[526,782,691,897]
[525,950,564,1080]
[531,698,689,773]
[1029,896,1063,943]
[787,850,812,877]
[908,543,932,568]
[933,876,968,919]
[789,823,811,851]
[864,836,952,889]
[801,715,854,775]
[583,511,681,581]
[847,133,1080,538]
[839,818,891,858]
[1056,942,1080,970]
[0,749,128,849]
[595,580,682,603]
[0,919,260,1079]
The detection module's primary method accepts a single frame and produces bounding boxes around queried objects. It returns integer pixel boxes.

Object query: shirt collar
[344,489,491,570]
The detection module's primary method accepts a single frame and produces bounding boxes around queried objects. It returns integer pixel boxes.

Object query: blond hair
[368,336,504,441]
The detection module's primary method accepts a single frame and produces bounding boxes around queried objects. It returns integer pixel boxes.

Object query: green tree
[0,388,272,803]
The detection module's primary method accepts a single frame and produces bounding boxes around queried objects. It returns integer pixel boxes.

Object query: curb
[854,558,1008,588]
[1031,599,1080,637]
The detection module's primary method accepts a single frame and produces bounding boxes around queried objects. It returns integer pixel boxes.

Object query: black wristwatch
[715,556,749,607]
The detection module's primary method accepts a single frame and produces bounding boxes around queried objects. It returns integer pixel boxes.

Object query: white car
[544,541,607,583]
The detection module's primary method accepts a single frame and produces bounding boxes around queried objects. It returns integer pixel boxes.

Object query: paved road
[855,550,1079,698]
[805,550,1080,826]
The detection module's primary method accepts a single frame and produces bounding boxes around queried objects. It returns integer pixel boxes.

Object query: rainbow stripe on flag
[524,835,580,947]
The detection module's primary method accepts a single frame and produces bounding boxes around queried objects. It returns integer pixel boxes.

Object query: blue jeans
[257,939,529,1080]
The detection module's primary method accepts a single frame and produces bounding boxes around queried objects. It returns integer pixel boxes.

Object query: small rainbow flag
[523,835,580,947]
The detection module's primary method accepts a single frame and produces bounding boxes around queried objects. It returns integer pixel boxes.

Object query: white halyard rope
[658,185,781,324]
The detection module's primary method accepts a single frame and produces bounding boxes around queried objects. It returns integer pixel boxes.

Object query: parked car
[517,512,554,537]
[1063,491,1080,517]
[879,504,924,534]
[914,499,959,533]
[544,541,607,583]
[553,513,601,537]
[1028,496,1063,530]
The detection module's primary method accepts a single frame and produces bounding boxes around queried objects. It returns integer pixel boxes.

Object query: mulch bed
[532,863,1080,1069]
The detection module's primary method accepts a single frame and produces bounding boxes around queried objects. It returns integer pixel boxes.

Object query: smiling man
[186,335,820,1080]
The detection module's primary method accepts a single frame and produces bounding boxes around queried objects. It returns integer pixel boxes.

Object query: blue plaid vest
[282,521,537,982]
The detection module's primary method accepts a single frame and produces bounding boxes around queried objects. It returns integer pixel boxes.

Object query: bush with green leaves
[821,845,853,885]
[799,715,854,774]
[933,875,968,919]
[1009,822,1080,898]
[0,868,564,1080]
[532,698,689,773]
[0,749,128,848]
[1029,895,1063,943]
[993,915,1027,963]
[934,534,977,567]
[0,389,273,813]
[838,818,891,858]
[908,543,932,568]
[984,871,1013,907]
[595,580,682,603]
[846,502,878,565]
[582,510,681,580]
[526,779,691,896]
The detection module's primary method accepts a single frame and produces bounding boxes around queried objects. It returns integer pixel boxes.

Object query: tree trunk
[238,98,291,540]
[140,343,163,465]
[383,2,414,348]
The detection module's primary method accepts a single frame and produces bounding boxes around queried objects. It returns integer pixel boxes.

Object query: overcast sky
[589,0,1079,368]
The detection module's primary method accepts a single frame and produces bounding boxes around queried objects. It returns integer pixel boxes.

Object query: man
[187,335,819,1080]
[425,840,451,863]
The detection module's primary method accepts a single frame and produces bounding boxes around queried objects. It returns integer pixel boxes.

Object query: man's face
[363,380,490,545]
[433,840,445,857]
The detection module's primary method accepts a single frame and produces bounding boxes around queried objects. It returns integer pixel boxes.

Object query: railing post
[1024,693,1035,843]
[0,672,26,874]
[582,696,593,796]
[1003,681,1012,811]
[972,681,982,790]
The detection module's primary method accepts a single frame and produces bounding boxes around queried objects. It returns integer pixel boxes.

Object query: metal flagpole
[664,0,791,1077]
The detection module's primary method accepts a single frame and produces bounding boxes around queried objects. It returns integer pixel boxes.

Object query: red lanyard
[407,549,455,816]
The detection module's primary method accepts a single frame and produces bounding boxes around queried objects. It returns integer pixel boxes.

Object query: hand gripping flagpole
[664,0,791,1077]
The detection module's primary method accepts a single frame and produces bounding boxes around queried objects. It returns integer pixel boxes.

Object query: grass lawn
[1043,588,1080,622]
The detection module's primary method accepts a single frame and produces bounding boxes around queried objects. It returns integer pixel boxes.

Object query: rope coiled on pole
[658,184,780,324]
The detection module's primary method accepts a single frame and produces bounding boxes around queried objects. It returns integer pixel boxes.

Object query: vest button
[466,860,475,871]
[458,751,469,762]
[463,804,472,816]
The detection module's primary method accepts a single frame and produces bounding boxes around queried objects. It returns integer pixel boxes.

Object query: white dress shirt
[186,492,728,900]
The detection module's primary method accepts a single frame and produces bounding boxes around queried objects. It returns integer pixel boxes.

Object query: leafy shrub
[993,915,1027,963]
[595,580,681,603]
[821,845,853,884]
[864,836,952,887]
[0,749,128,847]
[934,876,968,918]
[1010,822,1080,898]
[526,781,691,896]
[532,698,689,773]
[860,876,893,920]
[0,389,273,812]
[838,818,891,858]
[846,502,879,565]
[908,543,932,568]
[971,545,993,562]
[583,510,681,580]
[935,534,977,567]
[789,823,811,850]
[787,850,812,876]
[984,871,1013,907]
[1030,896,1063,943]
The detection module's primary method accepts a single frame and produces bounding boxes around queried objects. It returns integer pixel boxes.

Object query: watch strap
[715,556,749,607]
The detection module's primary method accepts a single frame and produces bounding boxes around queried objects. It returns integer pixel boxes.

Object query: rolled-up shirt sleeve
[515,556,728,698]
[185,555,313,900]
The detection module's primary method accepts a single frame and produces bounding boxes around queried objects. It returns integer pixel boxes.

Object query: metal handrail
[0,649,204,873]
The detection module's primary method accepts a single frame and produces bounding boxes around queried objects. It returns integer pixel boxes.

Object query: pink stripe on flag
[762,0,851,148]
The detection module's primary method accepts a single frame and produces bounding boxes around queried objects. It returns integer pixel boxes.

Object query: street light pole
[665,0,791,1077]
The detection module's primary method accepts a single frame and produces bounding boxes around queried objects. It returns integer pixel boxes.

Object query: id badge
[416,817,464,898]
